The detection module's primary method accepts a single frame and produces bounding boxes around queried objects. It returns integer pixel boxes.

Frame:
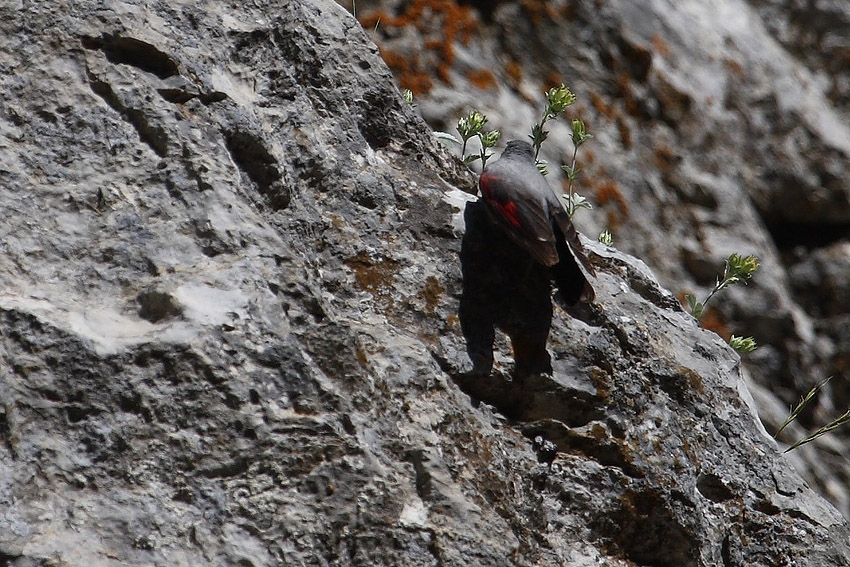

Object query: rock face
[1,1,849,566]
[352,0,850,521]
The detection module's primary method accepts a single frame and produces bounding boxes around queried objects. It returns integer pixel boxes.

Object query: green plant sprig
[728,335,756,353]
[529,85,577,176]
[785,409,850,452]
[686,253,760,320]
[477,129,501,168]
[454,110,500,168]
[530,84,576,163]
[402,89,415,107]
[686,253,760,353]
[525,84,593,217]
[561,118,593,217]
[457,110,487,159]
[773,375,850,452]
[775,377,832,440]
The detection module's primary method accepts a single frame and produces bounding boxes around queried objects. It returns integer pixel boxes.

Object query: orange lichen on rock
[544,72,567,94]
[559,3,577,19]
[590,91,615,119]
[357,0,477,94]
[468,68,498,90]
[652,143,679,172]
[520,0,547,24]
[651,34,671,58]
[520,0,561,24]
[724,58,745,77]
[379,47,434,94]
[505,60,523,87]
[589,90,633,147]
[615,72,641,118]
[594,179,630,216]
[617,116,632,149]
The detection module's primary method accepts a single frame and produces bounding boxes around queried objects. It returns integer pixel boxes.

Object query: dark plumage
[479,140,596,304]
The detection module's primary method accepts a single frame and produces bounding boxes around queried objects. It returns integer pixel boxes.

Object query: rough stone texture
[2,1,850,566]
[351,0,850,521]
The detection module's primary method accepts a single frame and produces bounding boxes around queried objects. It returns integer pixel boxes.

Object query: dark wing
[479,169,559,266]
[550,207,596,303]
[551,220,595,303]
[550,207,597,278]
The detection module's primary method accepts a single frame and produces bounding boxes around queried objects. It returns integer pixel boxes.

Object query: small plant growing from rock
[525,84,593,219]
[686,253,760,319]
[561,117,593,218]
[437,84,593,219]
[436,109,501,168]
[686,253,760,353]
[774,376,850,452]
[728,335,757,354]
[402,88,416,107]
[530,84,577,166]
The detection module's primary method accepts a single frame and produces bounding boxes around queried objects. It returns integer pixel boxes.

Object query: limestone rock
[353,0,850,521]
[1,1,849,566]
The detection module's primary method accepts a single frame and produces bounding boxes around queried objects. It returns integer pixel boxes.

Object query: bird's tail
[551,211,596,304]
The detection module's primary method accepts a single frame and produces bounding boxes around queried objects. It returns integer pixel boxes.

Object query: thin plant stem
[701,282,726,311]
[565,144,579,216]
[785,408,850,452]
[774,377,832,439]
[533,113,548,161]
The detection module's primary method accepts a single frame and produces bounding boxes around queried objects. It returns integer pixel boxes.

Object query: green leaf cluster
[560,117,593,218]
[530,84,577,163]
[686,254,760,320]
[436,110,501,168]
[686,253,760,353]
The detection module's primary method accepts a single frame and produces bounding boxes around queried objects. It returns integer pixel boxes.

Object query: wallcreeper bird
[478,140,596,304]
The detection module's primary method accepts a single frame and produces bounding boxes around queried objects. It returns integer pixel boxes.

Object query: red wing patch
[491,199,521,227]
[479,172,494,196]
[480,173,522,228]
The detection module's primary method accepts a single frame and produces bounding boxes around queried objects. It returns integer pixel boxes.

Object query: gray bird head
[502,140,535,162]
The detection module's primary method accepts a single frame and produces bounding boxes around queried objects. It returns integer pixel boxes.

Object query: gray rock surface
[1,1,849,566]
[352,0,850,521]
